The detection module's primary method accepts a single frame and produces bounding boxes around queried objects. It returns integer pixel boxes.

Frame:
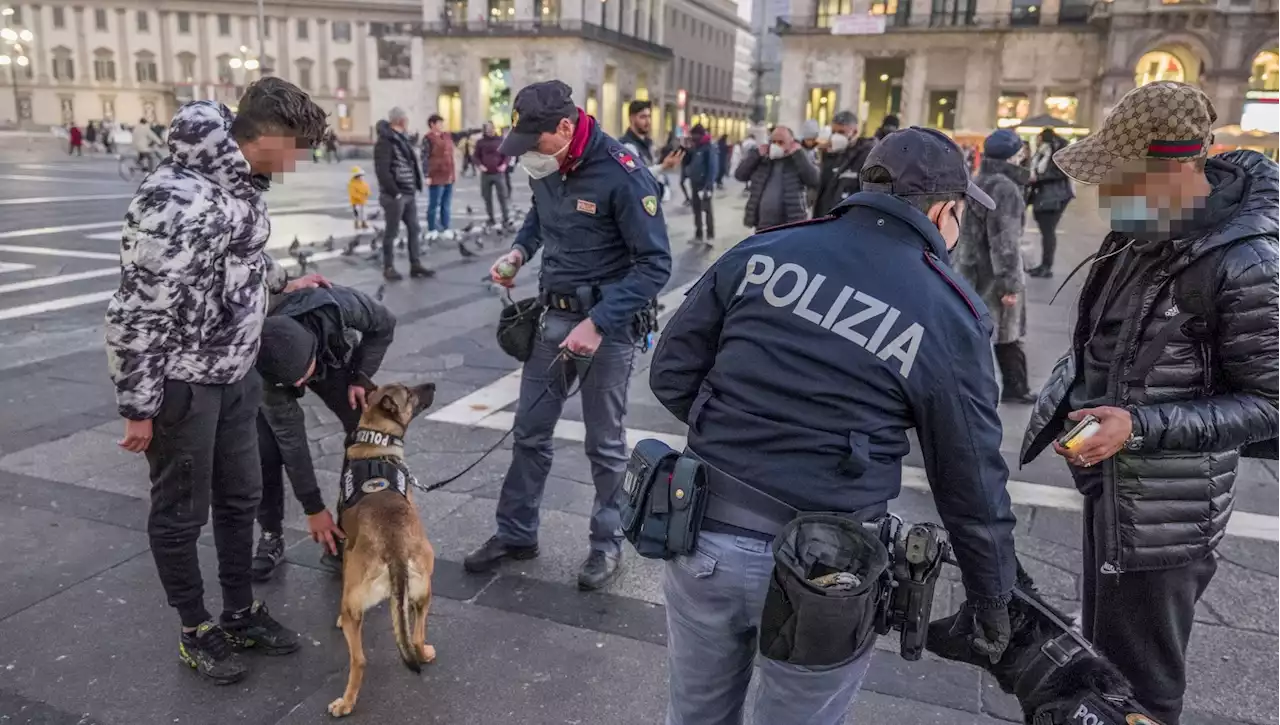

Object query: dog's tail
[389,560,421,674]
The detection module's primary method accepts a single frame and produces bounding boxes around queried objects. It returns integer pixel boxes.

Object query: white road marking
[0,174,115,185]
[0,221,123,240]
[0,263,34,274]
[0,249,347,321]
[0,267,117,295]
[0,194,134,206]
[0,244,118,260]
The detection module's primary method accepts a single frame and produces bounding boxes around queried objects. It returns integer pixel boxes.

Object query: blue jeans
[664,532,874,725]
[426,183,453,232]
[494,310,636,553]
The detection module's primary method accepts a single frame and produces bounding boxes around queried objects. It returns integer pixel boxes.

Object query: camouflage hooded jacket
[105,101,287,420]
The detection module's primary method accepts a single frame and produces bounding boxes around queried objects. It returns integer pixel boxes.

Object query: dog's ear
[377,389,401,419]
[411,382,436,414]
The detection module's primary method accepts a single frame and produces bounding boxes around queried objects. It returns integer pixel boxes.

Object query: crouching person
[252,282,397,580]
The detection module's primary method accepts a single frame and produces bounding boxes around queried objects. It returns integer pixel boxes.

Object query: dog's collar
[1010,588,1097,704]
[352,428,404,448]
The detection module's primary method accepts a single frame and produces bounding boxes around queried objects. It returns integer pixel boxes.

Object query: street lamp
[0,6,30,128]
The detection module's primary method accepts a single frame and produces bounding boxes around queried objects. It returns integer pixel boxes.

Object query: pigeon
[288,238,300,256]
[375,283,387,302]
[343,236,360,256]
[465,205,473,215]
[324,235,335,251]
[458,241,476,259]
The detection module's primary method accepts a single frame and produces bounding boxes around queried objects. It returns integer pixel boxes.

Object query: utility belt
[623,439,951,667]
[494,285,660,362]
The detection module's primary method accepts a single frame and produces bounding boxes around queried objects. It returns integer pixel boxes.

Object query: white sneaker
[443,229,457,241]
[426,230,440,242]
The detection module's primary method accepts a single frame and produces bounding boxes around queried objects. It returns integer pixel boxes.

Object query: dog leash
[407,348,594,495]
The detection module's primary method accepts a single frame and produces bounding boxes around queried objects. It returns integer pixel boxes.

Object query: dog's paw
[335,614,343,629]
[418,643,436,664]
[327,697,354,718]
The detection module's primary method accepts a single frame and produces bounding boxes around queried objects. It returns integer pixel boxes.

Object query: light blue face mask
[1104,195,1161,233]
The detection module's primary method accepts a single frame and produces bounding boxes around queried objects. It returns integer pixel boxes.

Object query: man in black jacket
[251,284,397,580]
[374,107,433,282]
[734,125,819,230]
[1021,81,1279,725]
[812,109,876,216]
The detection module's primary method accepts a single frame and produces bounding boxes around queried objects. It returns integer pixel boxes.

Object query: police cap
[499,80,578,157]
[861,127,995,210]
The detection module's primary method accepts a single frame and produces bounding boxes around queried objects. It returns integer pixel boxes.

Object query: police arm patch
[642,195,659,216]
[610,145,640,172]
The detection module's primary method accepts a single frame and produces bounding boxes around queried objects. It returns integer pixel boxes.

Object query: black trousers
[1033,208,1064,270]
[690,190,715,238]
[258,376,362,535]
[379,193,423,270]
[1082,496,1218,725]
[146,373,263,628]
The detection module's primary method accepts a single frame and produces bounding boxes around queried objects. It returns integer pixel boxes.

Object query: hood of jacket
[270,287,351,377]
[375,119,404,141]
[1178,151,1279,264]
[166,101,262,201]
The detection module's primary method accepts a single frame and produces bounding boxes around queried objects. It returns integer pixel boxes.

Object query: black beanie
[257,316,317,386]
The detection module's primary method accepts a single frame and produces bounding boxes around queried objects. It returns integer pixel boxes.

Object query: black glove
[966,598,1011,664]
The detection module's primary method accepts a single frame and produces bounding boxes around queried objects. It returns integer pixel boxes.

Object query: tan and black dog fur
[328,382,438,718]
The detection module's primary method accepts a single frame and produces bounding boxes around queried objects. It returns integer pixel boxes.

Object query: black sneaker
[179,622,247,685]
[251,531,285,582]
[463,535,539,574]
[221,601,300,656]
[578,548,623,591]
[409,265,437,279]
[384,266,404,282]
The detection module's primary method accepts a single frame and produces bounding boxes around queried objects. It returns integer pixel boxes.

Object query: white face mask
[768,143,786,160]
[521,137,570,180]
[828,133,850,153]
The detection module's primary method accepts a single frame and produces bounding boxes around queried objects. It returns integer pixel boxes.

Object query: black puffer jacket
[1021,151,1279,572]
[735,146,819,228]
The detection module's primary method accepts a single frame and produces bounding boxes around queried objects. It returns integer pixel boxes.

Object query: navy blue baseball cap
[499,80,578,157]
[861,127,995,210]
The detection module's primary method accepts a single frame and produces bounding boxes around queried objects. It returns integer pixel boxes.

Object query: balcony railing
[773,9,1093,32]
[370,19,672,60]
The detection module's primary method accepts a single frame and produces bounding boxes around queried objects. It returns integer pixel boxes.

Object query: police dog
[328,382,437,718]
[926,565,1162,725]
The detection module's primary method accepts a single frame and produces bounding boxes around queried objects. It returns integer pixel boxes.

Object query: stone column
[777,45,805,129]
[317,19,330,95]
[31,3,47,84]
[158,10,172,83]
[1039,0,1060,24]
[276,15,289,79]
[843,52,864,121]
[197,13,211,84]
[354,20,367,97]
[635,0,650,40]
[1205,71,1249,127]
[116,8,131,84]
[901,51,926,126]
[561,0,583,22]
[959,48,994,130]
[650,0,664,43]
[72,6,88,89]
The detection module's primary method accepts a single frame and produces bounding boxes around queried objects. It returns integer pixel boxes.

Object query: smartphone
[1058,415,1101,450]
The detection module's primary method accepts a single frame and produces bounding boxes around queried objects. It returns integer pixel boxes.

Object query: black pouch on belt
[759,513,889,669]
[621,439,709,559]
[496,296,544,362]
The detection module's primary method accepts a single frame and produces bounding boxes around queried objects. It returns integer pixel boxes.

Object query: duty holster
[759,514,889,668]
[873,517,952,661]
[620,440,710,559]
[496,295,544,362]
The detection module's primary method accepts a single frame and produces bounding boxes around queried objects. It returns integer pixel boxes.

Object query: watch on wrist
[1123,407,1144,451]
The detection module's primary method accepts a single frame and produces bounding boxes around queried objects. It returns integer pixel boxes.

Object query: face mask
[828,133,850,153]
[1104,195,1160,233]
[768,143,786,160]
[521,137,570,180]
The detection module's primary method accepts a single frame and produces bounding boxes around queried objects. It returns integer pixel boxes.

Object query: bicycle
[117,152,158,183]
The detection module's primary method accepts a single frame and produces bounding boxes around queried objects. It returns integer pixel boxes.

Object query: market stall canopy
[1212,124,1278,150]
[1020,114,1072,129]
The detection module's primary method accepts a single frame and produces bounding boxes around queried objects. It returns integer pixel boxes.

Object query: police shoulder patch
[642,195,658,216]
[610,145,640,172]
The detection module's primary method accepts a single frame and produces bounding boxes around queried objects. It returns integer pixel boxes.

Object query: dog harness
[340,428,415,510]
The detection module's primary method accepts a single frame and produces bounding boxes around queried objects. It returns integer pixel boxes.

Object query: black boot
[409,264,436,279]
[251,531,285,582]
[383,266,403,281]
[577,548,623,591]
[463,535,539,574]
[995,343,1037,404]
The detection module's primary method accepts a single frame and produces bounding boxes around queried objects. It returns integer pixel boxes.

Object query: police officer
[465,80,673,590]
[649,127,1018,724]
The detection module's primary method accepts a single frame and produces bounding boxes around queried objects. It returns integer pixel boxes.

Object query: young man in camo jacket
[105,78,329,685]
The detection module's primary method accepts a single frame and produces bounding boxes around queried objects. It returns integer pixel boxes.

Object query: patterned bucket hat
[1053,81,1218,184]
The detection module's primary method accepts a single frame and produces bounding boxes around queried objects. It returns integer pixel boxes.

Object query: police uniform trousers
[664,532,874,725]
[494,310,635,553]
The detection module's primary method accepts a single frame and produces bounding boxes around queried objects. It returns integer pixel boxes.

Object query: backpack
[1124,239,1277,460]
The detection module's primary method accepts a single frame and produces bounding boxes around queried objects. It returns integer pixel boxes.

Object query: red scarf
[560,108,595,174]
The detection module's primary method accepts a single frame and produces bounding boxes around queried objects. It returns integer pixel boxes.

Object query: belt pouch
[621,439,679,559]
[496,297,544,362]
[759,514,889,669]
[665,457,710,556]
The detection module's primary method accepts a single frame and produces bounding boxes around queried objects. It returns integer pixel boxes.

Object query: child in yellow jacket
[348,167,371,230]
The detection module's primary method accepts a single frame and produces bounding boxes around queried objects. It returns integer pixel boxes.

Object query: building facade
[773,0,1278,136]
[661,0,751,140]
[0,0,420,138]
[363,0,671,139]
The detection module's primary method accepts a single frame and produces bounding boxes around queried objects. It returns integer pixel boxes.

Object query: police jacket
[512,115,672,339]
[1021,151,1279,572]
[650,192,1017,601]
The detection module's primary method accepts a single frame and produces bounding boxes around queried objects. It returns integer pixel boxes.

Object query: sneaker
[179,622,248,685]
[443,229,457,241]
[426,230,440,242]
[409,265,437,279]
[1028,265,1053,279]
[578,549,623,591]
[463,535,539,574]
[251,531,285,582]
[221,601,301,656]
[384,266,403,282]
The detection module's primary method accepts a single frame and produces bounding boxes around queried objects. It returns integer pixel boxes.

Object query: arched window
[93,48,116,82]
[295,57,314,91]
[51,46,75,81]
[176,52,197,83]
[1249,50,1278,92]
[135,50,158,83]
[1135,50,1185,87]
[334,58,352,92]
